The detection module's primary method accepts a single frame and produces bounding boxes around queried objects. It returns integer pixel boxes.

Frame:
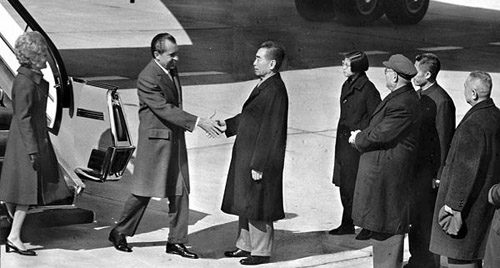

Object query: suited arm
[250,87,288,173]
[354,102,414,153]
[435,99,456,179]
[443,122,485,212]
[13,78,38,154]
[138,75,197,131]
[225,114,241,138]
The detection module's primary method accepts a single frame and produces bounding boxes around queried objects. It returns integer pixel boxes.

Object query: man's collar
[420,81,436,91]
[258,72,276,86]
[154,60,170,76]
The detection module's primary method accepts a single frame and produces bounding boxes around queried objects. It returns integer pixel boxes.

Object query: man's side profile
[108,33,221,258]
[217,41,288,266]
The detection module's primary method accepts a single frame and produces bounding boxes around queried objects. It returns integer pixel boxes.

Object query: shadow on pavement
[187,217,371,262]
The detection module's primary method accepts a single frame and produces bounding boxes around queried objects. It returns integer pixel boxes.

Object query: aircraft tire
[384,0,429,25]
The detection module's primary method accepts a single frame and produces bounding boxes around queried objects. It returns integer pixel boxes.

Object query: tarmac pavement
[1,0,500,267]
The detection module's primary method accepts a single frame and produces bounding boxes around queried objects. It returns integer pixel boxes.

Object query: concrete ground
[1,0,500,267]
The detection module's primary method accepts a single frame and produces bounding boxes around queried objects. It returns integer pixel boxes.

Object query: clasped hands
[197,111,227,138]
[348,129,361,145]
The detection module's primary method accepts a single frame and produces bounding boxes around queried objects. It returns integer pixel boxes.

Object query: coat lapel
[243,73,280,108]
[340,73,367,102]
[149,60,179,104]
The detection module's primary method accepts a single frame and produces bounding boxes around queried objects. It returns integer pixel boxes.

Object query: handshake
[198,112,227,138]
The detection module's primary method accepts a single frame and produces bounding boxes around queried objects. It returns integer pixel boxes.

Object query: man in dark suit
[108,33,221,257]
[217,41,288,266]
[405,53,456,268]
[349,54,421,268]
[430,71,500,268]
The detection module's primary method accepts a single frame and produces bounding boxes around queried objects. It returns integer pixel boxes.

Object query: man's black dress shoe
[328,225,355,235]
[354,228,372,240]
[166,243,199,259]
[108,229,132,252]
[240,256,270,265]
[224,248,251,258]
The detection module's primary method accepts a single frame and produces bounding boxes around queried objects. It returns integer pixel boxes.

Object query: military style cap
[383,54,417,80]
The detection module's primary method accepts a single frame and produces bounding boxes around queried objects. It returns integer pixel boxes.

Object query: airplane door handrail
[7,0,71,109]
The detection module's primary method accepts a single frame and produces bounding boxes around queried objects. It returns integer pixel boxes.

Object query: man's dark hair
[345,50,369,73]
[415,53,441,80]
[260,41,286,71]
[151,33,176,57]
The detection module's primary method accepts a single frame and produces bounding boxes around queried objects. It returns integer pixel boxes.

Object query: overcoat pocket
[148,129,171,140]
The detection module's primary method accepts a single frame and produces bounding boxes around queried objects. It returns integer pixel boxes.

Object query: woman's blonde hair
[14,31,49,70]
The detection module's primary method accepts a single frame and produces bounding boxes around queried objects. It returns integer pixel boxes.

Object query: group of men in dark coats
[332,52,500,268]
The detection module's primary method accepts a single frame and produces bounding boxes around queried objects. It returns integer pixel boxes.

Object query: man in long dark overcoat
[108,33,221,257]
[218,41,288,266]
[484,183,500,268]
[429,71,500,268]
[350,54,421,268]
[405,53,456,268]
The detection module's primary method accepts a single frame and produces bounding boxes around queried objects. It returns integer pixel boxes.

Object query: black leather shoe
[108,229,132,252]
[354,228,372,240]
[166,243,199,259]
[224,248,251,258]
[328,225,355,235]
[240,256,270,265]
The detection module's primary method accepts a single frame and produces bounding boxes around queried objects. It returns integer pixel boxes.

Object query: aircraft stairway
[0,0,136,241]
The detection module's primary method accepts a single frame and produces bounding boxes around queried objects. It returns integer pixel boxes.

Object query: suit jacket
[430,99,500,260]
[332,72,381,187]
[221,73,288,221]
[352,84,421,234]
[414,83,455,194]
[0,66,72,205]
[131,60,197,197]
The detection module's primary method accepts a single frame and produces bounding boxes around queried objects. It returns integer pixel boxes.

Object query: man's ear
[269,60,276,71]
[472,88,479,100]
[425,71,432,80]
[153,51,160,60]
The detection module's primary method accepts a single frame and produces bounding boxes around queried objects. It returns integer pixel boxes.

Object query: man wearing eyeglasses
[349,54,421,268]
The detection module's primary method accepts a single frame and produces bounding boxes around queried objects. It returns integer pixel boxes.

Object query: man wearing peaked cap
[383,54,418,80]
[348,54,421,267]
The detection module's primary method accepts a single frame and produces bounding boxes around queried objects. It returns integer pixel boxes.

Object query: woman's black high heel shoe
[6,240,37,256]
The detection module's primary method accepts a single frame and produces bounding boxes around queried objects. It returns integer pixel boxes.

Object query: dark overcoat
[333,72,380,187]
[131,60,197,198]
[352,84,421,234]
[430,98,500,260]
[0,67,72,205]
[485,183,500,267]
[414,83,455,193]
[221,73,288,222]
